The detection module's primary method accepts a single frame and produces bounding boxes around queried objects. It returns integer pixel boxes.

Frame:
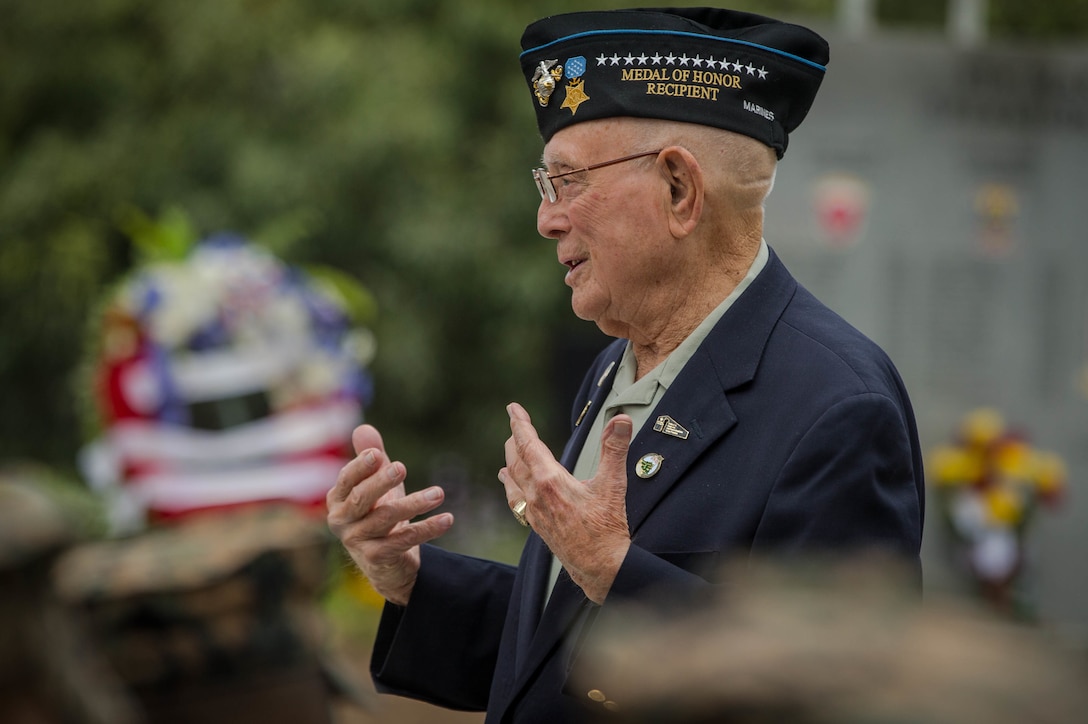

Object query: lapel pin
[636,453,664,479]
[575,400,592,427]
[653,415,689,440]
[597,360,616,388]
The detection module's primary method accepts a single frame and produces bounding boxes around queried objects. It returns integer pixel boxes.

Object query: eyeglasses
[532,150,662,203]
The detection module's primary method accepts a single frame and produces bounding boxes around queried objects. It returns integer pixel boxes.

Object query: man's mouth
[563,257,585,271]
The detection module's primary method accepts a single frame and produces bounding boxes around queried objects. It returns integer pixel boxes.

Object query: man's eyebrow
[541,155,577,173]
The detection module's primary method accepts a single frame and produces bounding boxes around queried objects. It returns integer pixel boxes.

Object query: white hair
[625,118,777,207]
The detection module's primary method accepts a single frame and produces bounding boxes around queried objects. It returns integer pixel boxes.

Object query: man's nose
[536,197,569,240]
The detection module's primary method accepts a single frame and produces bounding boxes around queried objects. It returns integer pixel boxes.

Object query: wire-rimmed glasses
[532,150,662,203]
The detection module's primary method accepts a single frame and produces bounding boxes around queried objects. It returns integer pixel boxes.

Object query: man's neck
[628,238,764,379]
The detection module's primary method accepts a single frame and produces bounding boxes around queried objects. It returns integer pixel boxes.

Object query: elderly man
[327,7,924,723]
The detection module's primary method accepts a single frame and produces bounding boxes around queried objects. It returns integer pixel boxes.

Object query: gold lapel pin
[653,415,689,440]
[597,360,616,388]
[575,400,592,427]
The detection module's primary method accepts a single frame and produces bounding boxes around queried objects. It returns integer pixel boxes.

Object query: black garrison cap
[520,7,830,158]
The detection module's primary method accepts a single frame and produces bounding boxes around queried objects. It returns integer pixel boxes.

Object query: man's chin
[568,296,596,323]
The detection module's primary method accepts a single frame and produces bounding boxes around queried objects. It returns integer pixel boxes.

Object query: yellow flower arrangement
[930,408,1066,617]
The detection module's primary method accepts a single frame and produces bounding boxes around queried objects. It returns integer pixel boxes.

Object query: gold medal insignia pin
[560,55,590,115]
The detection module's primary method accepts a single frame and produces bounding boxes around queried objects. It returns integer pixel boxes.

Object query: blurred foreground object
[78,230,376,531]
[575,557,1088,724]
[53,504,369,724]
[0,471,140,724]
[930,408,1066,618]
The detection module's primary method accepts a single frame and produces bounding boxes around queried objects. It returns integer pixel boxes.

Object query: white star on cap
[665,53,676,64]
[651,53,663,64]
[596,54,608,66]
[758,66,768,79]
[678,54,690,66]
[637,53,648,65]
[745,63,756,75]
[693,54,704,67]
[624,53,636,65]
[610,54,621,65]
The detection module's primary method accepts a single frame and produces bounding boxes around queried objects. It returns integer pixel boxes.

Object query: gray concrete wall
[768,26,1088,632]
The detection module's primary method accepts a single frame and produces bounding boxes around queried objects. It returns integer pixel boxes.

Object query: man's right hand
[326,424,454,607]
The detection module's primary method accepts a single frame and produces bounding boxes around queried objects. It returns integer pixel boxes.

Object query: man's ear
[659,146,704,239]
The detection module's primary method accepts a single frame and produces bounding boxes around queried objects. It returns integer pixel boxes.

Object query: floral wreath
[79,216,376,532]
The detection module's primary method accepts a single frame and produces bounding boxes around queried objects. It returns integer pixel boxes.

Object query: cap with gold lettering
[519,7,829,158]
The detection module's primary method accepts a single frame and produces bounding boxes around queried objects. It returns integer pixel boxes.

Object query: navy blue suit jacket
[370,249,925,723]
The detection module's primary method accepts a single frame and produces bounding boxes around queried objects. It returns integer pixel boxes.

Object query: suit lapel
[623,249,796,535]
[558,346,623,469]
[624,360,736,534]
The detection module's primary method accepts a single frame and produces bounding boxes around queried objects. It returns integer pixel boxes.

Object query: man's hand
[326,424,453,607]
[499,402,633,604]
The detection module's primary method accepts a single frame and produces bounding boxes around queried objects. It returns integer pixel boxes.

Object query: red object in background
[813,172,871,250]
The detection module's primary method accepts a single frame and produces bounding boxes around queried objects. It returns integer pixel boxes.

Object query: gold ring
[511,499,529,527]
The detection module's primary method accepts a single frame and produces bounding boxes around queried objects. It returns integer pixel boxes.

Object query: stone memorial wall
[768,27,1088,630]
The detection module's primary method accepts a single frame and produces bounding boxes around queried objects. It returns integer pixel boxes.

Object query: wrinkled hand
[326,424,453,607]
[499,402,632,604]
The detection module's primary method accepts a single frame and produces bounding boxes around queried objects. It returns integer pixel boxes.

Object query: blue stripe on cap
[520,28,827,72]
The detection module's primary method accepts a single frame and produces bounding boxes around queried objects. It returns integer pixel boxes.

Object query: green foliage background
[2,0,1086,494]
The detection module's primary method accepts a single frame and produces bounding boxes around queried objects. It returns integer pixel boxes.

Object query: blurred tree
[1,0,1085,496]
[0,0,566,485]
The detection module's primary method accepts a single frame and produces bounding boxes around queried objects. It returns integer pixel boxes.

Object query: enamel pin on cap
[560,55,590,115]
[636,453,664,479]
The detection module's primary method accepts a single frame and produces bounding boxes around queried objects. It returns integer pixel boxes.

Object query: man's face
[536,120,672,338]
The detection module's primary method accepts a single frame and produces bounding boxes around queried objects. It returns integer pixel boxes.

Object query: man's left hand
[499,402,633,604]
